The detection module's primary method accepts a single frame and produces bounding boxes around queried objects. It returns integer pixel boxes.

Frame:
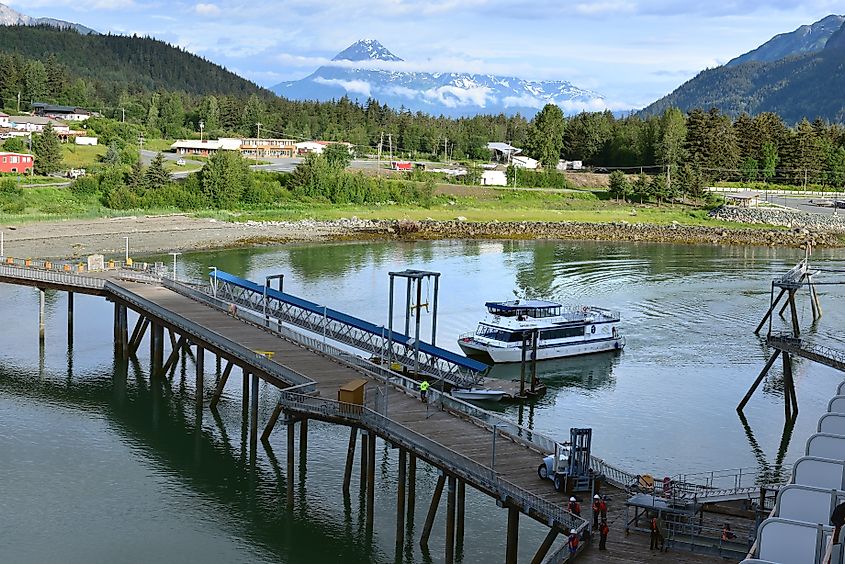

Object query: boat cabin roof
[485,300,562,316]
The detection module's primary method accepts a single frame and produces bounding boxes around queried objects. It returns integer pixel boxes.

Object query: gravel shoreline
[1,213,840,260]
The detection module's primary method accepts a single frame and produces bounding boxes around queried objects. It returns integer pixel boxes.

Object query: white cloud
[421,85,493,108]
[195,3,221,16]
[502,94,545,109]
[312,77,372,97]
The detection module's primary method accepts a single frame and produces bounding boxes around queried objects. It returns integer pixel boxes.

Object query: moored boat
[450,387,507,402]
[458,299,625,364]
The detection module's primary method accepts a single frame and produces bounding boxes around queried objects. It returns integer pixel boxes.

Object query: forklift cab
[537,428,604,495]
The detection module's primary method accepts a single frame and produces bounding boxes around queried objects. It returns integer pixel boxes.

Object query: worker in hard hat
[592,494,607,528]
[419,380,430,403]
[568,496,581,516]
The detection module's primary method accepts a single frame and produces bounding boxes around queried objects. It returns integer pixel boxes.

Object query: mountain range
[641,14,845,122]
[0,2,96,35]
[273,39,606,118]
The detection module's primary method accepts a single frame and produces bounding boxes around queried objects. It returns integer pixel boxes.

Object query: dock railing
[273,387,587,533]
[0,263,107,290]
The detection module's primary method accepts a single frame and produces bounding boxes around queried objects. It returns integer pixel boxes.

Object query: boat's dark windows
[476,325,522,342]
[541,327,585,340]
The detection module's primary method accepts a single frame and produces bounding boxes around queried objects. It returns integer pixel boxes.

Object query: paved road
[763,193,845,215]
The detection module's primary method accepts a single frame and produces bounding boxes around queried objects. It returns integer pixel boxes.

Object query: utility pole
[666,164,671,195]
[17,91,21,113]
[388,133,393,163]
[377,132,384,175]
[255,122,263,160]
[444,137,448,164]
[199,119,205,142]
[256,122,262,141]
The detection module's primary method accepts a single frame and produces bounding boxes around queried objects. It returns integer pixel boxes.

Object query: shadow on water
[0,358,385,564]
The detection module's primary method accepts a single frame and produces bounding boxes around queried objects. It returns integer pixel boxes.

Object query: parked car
[67,168,86,179]
[176,158,186,166]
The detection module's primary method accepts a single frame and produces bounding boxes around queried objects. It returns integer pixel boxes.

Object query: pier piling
[505,504,519,564]
[128,317,149,357]
[299,418,308,461]
[38,288,45,343]
[250,373,259,453]
[445,475,456,564]
[195,346,204,409]
[150,323,164,378]
[360,431,369,495]
[407,454,416,525]
[286,413,295,510]
[67,292,73,340]
[210,360,233,409]
[456,479,465,547]
[396,448,407,552]
[420,473,445,548]
[366,432,376,531]
[342,427,357,495]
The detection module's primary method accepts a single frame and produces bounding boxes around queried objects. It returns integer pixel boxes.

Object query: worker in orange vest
[598,519,609,551]
[568,496,581,516]
[649,514,661,550]
[567,531,579,555]
[592,494,607,528]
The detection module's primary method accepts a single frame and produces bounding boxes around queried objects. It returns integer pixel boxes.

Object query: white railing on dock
[0,263,107,290]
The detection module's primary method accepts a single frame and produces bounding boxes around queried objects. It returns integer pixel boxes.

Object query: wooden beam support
[209,360,233,409]
[788,291,801,337]
[360,431,369,495]
[420,473,446,549]
[738,349,782,412]
[755,287,786,335]
[783,351,798,419]
[456,479,465,547]
[150,322,164,378]
[407,454,416,525]
[129,317,149,356]
[505,504,519,564]
[396,448,407,552]
[530,527,559,564]
[195,345,204,409]
[67,291,74,339]
[262,400,284,441]
[250,373,259,453]
[242,369,250,416]
[342,426,357,496]
[300,418,308,461]
[162,335,188,375]
[445,475,456,564]
[287,412,295,510]
[810,276,823,319]
[366,431,376,531]
[38,288,45,343]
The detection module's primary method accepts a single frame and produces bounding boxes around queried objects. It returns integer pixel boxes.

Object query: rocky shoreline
[3,213,842,260]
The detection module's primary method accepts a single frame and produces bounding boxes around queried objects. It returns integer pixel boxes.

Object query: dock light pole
[123,236,129,264]
[1,230,4,257]
[169,252,181,281]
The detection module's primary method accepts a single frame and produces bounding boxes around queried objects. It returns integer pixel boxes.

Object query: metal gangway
[768,335,845,373]
[206,270,489,388]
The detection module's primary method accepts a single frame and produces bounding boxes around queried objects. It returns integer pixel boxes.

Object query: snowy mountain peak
[332,39,403,62]
[0,2,97,34]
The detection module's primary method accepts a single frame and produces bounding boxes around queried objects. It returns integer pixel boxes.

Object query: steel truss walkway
[768,335,845,373]
[208,271,489,388]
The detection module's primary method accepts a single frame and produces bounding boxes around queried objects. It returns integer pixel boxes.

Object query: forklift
[537,428,604,495]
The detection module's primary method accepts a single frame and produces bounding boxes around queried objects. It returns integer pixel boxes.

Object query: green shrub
[70,176,99,197]
[0,178,23,197]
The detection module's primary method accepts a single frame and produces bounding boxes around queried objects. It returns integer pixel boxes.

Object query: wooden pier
[0,261,755,563]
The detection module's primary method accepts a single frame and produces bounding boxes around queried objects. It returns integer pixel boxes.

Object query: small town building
[170,138,242,156]
[295,141,324,155]
[0,112,9,127]
[487,142,521,162]
[240,138,296,158]
[0,152,34,174]
[31,103,92,122]
[512,155,539,170]
[8,116,70,133]
[726,191,761,208]
[74,136,98,146]
[481,170,507,186]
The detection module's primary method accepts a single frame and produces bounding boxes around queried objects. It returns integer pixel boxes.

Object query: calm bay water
[1,239,843,563]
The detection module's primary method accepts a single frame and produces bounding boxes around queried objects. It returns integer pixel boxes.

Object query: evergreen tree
[158,92,185,139]
[200,150,252,207]
[607,170,631,202]
[23,59,48,103]
[128,159,145,192]
[199,95,221,134]
[32,124,63,174]
[146,93,160,132]
[241,94,265,137]
[103,142,121,165]
[525,104,565,169]
[143,153,170,190]
[632,172,651,203]
[656,108,686,168]
[324,144,352,169]
[761,142,779,183]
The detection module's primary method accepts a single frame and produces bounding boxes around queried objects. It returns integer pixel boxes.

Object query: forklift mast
[567,428,592,478]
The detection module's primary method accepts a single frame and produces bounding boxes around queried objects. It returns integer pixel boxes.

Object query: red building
[0,152,34,174]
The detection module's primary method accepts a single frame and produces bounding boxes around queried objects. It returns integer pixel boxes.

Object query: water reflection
[486,351,620,392]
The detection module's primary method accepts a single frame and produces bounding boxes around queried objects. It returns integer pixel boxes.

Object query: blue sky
[9,0,843,108]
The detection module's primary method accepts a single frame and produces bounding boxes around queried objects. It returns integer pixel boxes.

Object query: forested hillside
[0,25,268,98]
[640,19,845,123]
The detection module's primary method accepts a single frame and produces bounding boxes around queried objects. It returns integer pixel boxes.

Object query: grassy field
[61,144,107,168]
[0,183,769,231]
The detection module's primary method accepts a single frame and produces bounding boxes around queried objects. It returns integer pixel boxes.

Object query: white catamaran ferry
[458,300,625,364]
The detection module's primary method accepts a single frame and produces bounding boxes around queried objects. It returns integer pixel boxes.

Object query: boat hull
[459,337,624,364]
[451,389,506,402]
